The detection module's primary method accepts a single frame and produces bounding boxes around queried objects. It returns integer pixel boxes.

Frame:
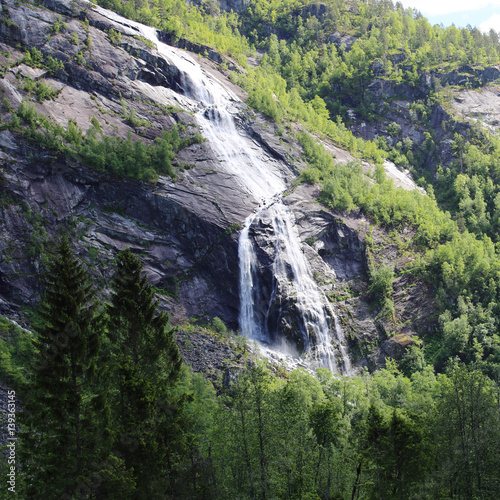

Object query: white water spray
[95,8,351,373]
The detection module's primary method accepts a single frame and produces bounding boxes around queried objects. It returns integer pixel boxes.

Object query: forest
[2,0,500,497]
[1,239,499,498]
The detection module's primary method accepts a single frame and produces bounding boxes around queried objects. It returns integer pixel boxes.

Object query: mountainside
[3,1,500,498]
[2,0,500,376]
[0,0,458,377]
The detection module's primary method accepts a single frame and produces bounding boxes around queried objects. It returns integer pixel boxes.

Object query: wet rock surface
[0,0,442,373]
[0,0,301,331]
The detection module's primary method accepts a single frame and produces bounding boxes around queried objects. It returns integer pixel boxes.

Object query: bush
[0,317,34,387]
[108,29,122,45]
[34,81,60,102]
[212,317,227,335]
[368,262,395,319]
[369,262,394,299]
[11,100,202,182]
[387,122,402,137]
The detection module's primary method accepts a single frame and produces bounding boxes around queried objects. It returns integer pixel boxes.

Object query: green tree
[368,261,395,320]
[434,365,500,498]
[309,398,341,498]
[20,237,118,498]
[382,409,431,498]
[366,404,386,500]
[107,248,185,496]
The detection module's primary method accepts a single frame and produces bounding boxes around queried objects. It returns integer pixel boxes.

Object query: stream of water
[97,11,351,374]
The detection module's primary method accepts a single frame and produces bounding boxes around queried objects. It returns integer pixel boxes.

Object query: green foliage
[120,97,151,127]
[7,0,500,375]
[434,364,500,498]
[96,0,251,56]
[227,0,500,132]
[297,125,500,370]
[298,132,372,212]
[1,96,12,112]
[211,316,227,335]
[50,15,66,35]
[434,128,500,242]
[23,78,60,102]
[106,248,185,494]
[4,239,500,499]
[89,114,102,133]
[386,121,402,137]
[10,100,201,182]
[240,71,385,162]
[11,242,193,497]
[368,261,395,319]
[298,132,455,243]
[399,344,426,376]
[5,2,500,496]
[134,34,156,49]
[21,47,44,68]
[369,262,394,298]
[0,317,34,387]
[107,28,122,45]
[80,127,201,181]
[188,361,499,500]
[19,237,112,498]
[45,55,64,73]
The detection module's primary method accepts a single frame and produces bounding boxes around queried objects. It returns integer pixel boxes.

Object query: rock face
[452,86,500,130]
[0,127,241,321]
[0,0,436,372]
[345,62,500,178]
[327,33,358,52]
[175,327,247,389]
[186,0,250,13]
[440,65,500,88]
[0,0,307,337]
[0,0,284,329]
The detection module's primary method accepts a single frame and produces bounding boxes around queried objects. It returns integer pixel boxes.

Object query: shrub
[212,317,227,335]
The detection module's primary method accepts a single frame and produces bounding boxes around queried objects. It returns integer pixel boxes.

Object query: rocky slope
[0,0,438,373]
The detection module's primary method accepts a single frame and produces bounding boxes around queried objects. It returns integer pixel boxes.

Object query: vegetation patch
[8,100,203,182]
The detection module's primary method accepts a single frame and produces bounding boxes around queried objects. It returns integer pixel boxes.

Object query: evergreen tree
[20,237,115,498]
[107,248,184,497]
[366,404,386,500]
[434,365,500,498]
[382,409,430,499]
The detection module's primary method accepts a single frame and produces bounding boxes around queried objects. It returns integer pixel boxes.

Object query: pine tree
[20,237,112,498]
[107,248,184,497]
[366,404,386,500]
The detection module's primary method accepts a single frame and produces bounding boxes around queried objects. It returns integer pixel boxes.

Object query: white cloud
[479,13,500,32]
[399,0,500,16]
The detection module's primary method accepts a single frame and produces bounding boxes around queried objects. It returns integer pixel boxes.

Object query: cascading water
[97,11,351,374]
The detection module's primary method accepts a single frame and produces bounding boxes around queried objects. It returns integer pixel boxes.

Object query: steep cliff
[0,0,438,372]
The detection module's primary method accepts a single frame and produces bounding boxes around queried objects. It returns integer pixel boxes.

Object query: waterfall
[108,18,352,374]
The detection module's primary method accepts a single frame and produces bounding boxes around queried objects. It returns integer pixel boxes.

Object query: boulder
[327,32,357,52]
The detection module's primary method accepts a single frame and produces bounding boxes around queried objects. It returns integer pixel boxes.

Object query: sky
[399,0,500,32]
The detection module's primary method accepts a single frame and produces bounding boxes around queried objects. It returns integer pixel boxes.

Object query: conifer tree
[107,248,184,496]
[20,237,111,498]
[366,404,386,500]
